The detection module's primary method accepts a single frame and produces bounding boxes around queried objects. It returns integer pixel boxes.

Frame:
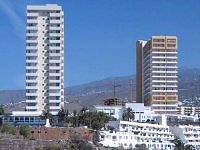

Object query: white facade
[170,125,200,149]
[99,120,174,149]
[94,103,157,122]
[26,4,64,115]
[94,105,123,120]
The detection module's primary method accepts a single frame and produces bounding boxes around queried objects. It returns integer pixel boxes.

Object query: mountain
[1,68,200,112]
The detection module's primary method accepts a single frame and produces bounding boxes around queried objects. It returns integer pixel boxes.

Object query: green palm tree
[58,107,65,121]
[40,110,53,120]
[122,107,135,121]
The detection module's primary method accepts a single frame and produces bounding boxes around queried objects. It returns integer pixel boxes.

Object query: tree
[58,107,66,125]
[19,124,30,139]
[0,105,5,115]
[40,110,53,120]
[40,110,55,125]
[80,107,88,114]
[122,107,135,121]
[64,110,70,127]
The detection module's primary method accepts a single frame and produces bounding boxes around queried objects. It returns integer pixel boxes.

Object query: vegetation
[0,123,16,135]
[122,107,135,121]
[35,145,61,150]
[172,138,194,150]
[56,108,116,130]
[40,110,53,120]
[0,105,5,115]
[19,124,30,139]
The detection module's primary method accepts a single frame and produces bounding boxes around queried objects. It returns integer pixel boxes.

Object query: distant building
[170,125,200,149]
[177,106,200,116]
[26,4,64,115]
[104,98,125,106]
[136,36,178,114]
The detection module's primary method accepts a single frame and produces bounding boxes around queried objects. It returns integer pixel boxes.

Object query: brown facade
[104,98,125,106]
[28,127,93,141]
[136,40,143,103]
[136,36,178,114]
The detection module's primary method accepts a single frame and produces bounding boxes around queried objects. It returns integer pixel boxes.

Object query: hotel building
[99,120,174,149]
[136,36,178,114]
[26,4,64,115]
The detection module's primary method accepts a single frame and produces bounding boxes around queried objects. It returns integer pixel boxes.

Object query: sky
[0,0,200,90]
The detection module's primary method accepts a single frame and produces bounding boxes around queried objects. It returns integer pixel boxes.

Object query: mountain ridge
[1,68,200,111]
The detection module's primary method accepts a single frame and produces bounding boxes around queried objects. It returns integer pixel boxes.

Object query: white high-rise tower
[26,4,64,115]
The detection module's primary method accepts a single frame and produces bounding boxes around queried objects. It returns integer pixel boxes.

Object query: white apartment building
[170,125,200,149]
[136,36,178,114]
[26,4,64,115]
[99,120,174,149]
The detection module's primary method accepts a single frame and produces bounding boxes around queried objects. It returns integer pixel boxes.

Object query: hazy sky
[0,0,200,90]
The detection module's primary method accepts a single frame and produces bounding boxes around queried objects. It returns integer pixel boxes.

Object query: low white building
[93,105,123,120]
[99,119,174,149]
[94,103,156,122]
[170,125,200,149]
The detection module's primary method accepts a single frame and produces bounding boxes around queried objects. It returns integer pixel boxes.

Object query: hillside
[1,68,200,112]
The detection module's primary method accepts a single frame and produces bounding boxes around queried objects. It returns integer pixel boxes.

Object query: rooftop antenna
[129,79,134,103]
[113,80,120,99]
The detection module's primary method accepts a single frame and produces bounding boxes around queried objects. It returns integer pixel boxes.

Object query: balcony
[26,86,37,89]
[49,100,61,103]
[27,19,38,23]
[152,51,177,54]
[49,106,61,110]
[26,67,37,71]
[26,60,37,63]
[152,90,178,93]
[27,13,38,17]
[152,70,177,73]
[49,79,60,83]
[49,33,61,37]
[26,46,38,50]
[26,73,37,76]
[49,20,61,24]
[26,79,37,83]
[49,13,61,17]
[49,93,61,96]
[49,26,62,30]
[49,86,61,90]
[49,73,61,76]
[26,26,38,30]
[49,39,61,43]
[26,53,37,56]
[49,59,61,63]
[26,33,38,37]
[152,61,177,64]
[26,93,37,96]
[49,53,61,57]
[26,106,38,110]
[151,104,177,107]
[26,100,37,103]
[26,40,38,44]
[49,46,61,50]
[49,66,61,70]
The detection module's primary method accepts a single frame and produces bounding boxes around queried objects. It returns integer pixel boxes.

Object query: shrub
[0,123,16,135]
[19,124,30,139]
